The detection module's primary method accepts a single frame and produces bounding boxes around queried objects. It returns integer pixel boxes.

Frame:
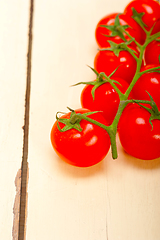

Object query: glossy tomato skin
[95,12,143,48]
[151,18,160,35]
[94,47,139,84]
[118,104,160,160]
[50,109,110,167]
[144,38,160,65]
[124,0,160,31]
[132,64,160,110]
[81,78,132,125]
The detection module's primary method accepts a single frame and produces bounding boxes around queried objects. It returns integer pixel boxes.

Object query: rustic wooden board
[26,0,160,239]
[0,1,30,239]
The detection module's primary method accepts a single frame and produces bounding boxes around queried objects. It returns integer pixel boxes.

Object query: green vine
[56,11,160,160]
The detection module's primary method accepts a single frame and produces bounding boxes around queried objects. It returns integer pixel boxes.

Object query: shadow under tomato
[120,148,160,170]
[54,151,110,179]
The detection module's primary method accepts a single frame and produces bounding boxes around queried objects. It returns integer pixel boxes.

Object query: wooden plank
[18,1,33,240]
[0,1,30,240]
[26,0,160,239]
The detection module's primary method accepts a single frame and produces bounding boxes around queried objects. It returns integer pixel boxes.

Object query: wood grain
[0,1,30,239]
[18,1,33,239]
[26,0,160,239]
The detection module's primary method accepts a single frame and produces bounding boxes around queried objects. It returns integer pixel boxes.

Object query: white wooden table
[1,0,160,240]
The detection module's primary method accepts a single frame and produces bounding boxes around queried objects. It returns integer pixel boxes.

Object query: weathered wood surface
[25,0,160,240]
[0,1,30,239]
[1,0,160,240]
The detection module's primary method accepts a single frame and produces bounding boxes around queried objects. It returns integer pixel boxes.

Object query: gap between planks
[13,0,159,239]
[16,1,34,240]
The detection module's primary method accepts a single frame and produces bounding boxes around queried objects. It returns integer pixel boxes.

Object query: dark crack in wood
[18,0,34,239]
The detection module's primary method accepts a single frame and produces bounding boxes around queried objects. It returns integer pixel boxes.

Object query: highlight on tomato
[50,108,110,167]
[118,103,160,160]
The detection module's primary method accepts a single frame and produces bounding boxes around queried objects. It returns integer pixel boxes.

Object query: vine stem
[109,128,118,159]
[60,20,160,160]
[100,72,125,100]
[76,113,119,158]
[100,27,160,158]
[76,98,153,159]
[122,28,141,49]
[77,102,127,159]
[80,29,160,159]
[124,43,145,97]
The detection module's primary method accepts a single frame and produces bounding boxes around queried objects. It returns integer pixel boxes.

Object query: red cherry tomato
[50,109,110,167]
[124,0,160,30]
[81,78,132,125]
[94,47,139,84]
[132,64,160,110]
[118,104,160,160]
[151,18,160,35]
[144,38,160,65]
[124,0,160,42]
[95,12,143,48]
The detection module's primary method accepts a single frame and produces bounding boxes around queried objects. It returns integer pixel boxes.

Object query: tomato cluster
[51,0,160,167]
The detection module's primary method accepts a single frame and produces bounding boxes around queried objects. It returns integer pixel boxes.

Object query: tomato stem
[122,28,141,49]
[108,128,117,159]
[70,114,80,125]
[124,47,145,97]
[77,114,109,132]
[122,44,139,61]
[92,21,160,159]
[78,113,119,159]
[100,72,126,100]
[106,26,160,159]
[56,16,160,161]
[139,66,160,76]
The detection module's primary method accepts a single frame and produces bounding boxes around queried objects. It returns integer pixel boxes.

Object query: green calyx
[133,92,160,129]
[100,40,136,57]
[140,65,160,75]
[100,13,129,42]
[131,8,147,29]
[56,110,83,132]
[72,66,121,100]
[56,9,160,160]
[56,108,103,132]
[56,107,118,159]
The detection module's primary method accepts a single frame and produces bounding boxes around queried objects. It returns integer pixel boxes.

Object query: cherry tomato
[132,64,160,110]
[50,108,110,167]
[151,18,160,35]
[81,77,132,125]
[124,0,160,31]
[94,47,139,84]
[144,38,160,65]
[95,12,143,48]
[118,104,160,160]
